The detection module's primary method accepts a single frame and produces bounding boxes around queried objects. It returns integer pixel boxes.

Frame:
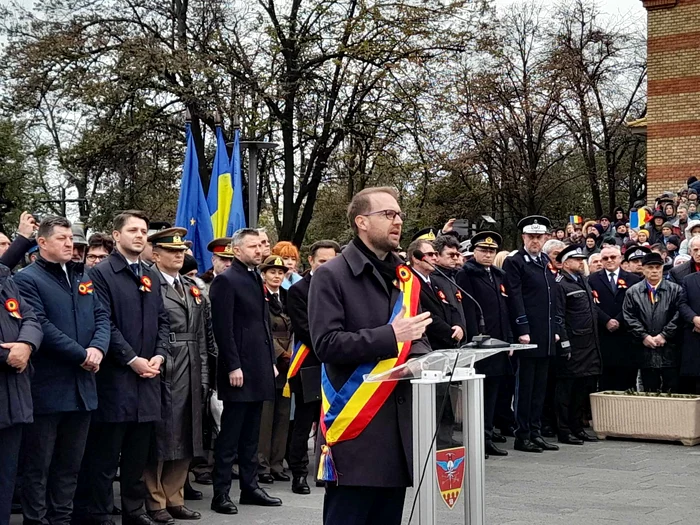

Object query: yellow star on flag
[190,218,196,226]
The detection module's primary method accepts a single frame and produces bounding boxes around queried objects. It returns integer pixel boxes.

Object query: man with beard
[309,187,432,525]
[456,231,513,457]
[209,229,281,514]
[285,240,341,495]
[588,245,641,391]
[503,216,563,453]
[74,211,170,525]
[554,245,602,445]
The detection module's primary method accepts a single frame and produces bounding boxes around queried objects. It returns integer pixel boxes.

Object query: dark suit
[588,268,641,391]
[13,257,110,525]
[210,258,275,497]
[286,273,322,479]
[456,260,513,444]
[503,249,563,441]
[669,259,697,284]
[309,241,430,525]
[678,273,700,393]
[74,251,170,522]
[0,265,42,525]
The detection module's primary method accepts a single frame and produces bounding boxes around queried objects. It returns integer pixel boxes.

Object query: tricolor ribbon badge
[190,285,202,304]
[78,281,94,295]
[397,265,412,283]
[500,284,508,297]
[617,278,627,289]
[437,289,448,303]
[592,289,600,304]
[5,298,22,319]
[140,276,152,293]
[455,290,462,302]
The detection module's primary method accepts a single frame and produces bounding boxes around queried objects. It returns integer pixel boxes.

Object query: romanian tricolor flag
[569,215,583,225]
[630,208,650,229]
[282,340,310,398]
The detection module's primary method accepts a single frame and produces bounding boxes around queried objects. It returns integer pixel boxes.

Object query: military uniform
[554,245,602,444]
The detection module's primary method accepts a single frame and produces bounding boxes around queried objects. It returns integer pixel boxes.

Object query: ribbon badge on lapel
[500,284,508,297]
[78,281,94,295]
[5,298,22,319]
[455,290,462,302]
[190,285,202,304]
[617,278,627,289]
[437,289,448,303]
[592,289,600,304]
[139,276,152,293]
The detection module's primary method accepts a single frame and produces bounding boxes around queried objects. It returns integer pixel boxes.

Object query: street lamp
[239,141,278,228]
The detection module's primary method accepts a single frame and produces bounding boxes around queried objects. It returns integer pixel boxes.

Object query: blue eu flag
[175,123,214,272]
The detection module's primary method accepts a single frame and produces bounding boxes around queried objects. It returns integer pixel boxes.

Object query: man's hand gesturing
[391,306,432,342]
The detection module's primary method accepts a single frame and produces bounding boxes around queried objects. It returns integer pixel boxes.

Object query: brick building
[642,0,700,197]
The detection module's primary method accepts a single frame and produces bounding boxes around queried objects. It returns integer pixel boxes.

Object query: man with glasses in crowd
[85,233,114,269]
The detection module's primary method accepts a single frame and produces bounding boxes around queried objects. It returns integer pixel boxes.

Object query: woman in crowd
[257,256,293,484]
[271,241,303,290]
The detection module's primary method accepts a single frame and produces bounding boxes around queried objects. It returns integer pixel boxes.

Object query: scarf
[352,237,399,289]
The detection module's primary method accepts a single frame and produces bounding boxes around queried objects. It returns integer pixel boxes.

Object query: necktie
[609,272,616,292]
[486,267,494,284]
[130,263,140,276]
[173,279,185,299]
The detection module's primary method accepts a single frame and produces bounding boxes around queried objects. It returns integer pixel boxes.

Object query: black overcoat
[0,264,43,430]
[209,258,276,403]
[13,258,110,414]
[678,272,700,376]
[90,251,170,423]
[309,241,431,487]
[455,260,513,376]
[414,271,465,350]
[503,249,563,358]
[669,259,697,284]
[588,269,641,368]
[555,272,602,377]
[431,266,466,328]
[287,273,322,402]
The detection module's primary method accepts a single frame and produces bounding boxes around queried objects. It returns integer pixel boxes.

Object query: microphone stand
[417,254,510,349]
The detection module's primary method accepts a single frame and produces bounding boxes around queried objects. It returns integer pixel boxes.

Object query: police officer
[456,231,513,457]
[503,216,564,453]
[554,245,602,445]
[623,245,651,277]
[144,228,212,523]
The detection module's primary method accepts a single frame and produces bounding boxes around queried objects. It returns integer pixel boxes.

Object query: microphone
[413,250,510,349]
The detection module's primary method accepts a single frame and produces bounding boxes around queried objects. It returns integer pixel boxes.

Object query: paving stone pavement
[12,437,697,525]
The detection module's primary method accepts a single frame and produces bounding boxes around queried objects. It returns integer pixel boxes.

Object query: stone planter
[590,391,700,446]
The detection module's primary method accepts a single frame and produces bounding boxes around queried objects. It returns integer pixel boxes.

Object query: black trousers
[641,368,680,393]
[213,401,263,496]
[21,412,91,525]
[599,366,638,392]
[494,375,515,432]
[514,357,550,441]
[541,358,558,432]
[0,424,23,525]
[323,485,406,525]
[483,376,503,443]
[288,399,320,478]
[679,376,700,395]
[74,421,153,521]
[555,377,597,437]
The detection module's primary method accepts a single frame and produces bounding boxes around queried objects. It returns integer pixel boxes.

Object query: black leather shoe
[193,472,213,485]
[292,477,311,495]
[211,494,238,515]
[271,471,290,482]
[316,480,325,488]
[485,442,509,456]
[558,434,584,445]
[166,506,201,520]
[184,479,203,501]
[147,510,174,525]
[575,430,600,442]
[239,487,283,506]
[258,473,274,484]
[124,513,159,525]
[532,437,560,451]
[492,431,507,443]
[513,439,543,453]
[541,426,556,438]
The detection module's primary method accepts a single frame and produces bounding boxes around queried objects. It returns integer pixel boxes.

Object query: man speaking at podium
[309,187,432,525]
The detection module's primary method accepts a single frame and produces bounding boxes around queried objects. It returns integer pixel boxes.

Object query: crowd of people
[1,182,700,525]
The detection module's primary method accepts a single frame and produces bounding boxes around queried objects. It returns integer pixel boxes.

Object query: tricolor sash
[282,340,310,398]
[317,264,421,482]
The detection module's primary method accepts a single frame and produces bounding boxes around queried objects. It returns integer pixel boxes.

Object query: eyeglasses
[444,252,461,259]
[600,256,619,261]
[362,210,406,222]
[422,251,438,258]
[86,254,107,262]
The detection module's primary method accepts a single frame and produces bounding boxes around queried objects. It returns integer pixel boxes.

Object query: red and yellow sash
[317,264,421,482]
[282,340,310,398]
